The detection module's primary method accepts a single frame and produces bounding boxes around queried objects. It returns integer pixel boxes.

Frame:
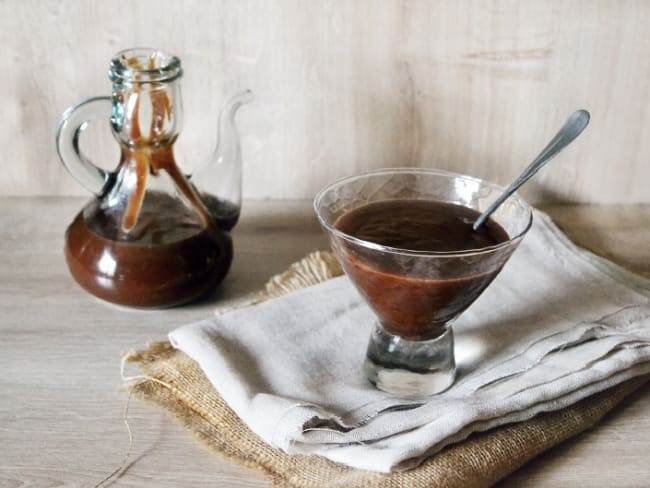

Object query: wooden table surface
[1,197,649,487]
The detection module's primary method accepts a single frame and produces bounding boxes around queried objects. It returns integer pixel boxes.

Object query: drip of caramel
[119,55,211,233]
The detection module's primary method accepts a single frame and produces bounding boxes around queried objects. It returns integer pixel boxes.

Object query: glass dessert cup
[314,168,533,398]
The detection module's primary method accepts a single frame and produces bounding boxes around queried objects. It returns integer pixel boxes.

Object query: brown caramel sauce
[66,192,233,308]
[334,199,509,340]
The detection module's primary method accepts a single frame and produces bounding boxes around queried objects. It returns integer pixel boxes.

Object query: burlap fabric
[126,251,649,487]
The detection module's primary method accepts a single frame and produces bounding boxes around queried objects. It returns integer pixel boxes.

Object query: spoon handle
[473,109,591,231]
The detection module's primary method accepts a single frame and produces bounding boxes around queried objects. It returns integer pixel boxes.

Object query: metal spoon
[473,109,591,231]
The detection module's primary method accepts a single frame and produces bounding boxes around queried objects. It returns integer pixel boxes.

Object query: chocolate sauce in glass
[334,199,510,340]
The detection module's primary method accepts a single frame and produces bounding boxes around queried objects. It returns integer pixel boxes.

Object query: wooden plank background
[1,0,649,203]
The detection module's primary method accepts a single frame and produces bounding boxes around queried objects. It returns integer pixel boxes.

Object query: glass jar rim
[313,167,534,258]
[109,47,182,83]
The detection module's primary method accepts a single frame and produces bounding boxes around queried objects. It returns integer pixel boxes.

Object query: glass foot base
[364,325,456,398]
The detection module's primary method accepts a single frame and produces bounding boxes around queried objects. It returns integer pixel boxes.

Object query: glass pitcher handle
[56,96,113,195]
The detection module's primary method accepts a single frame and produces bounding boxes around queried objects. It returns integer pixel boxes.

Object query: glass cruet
[56,48,252,308]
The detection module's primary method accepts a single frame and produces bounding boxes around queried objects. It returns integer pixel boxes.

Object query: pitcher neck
[108,48,183,149]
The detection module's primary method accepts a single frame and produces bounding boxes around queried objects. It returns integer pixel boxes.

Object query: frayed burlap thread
[125,251,649,487]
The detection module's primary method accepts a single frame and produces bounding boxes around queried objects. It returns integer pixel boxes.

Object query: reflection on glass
[97,249,117,277]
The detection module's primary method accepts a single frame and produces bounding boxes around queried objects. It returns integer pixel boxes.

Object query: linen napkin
[169,211,650,473]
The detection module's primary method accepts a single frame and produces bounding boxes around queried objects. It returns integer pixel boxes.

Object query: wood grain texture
[1,1,650,203]
[0,197,649,487]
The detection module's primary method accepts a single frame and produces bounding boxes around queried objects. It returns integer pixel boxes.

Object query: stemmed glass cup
[314,168,533,398]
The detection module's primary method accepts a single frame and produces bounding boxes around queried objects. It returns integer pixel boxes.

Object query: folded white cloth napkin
[169,211,650,473]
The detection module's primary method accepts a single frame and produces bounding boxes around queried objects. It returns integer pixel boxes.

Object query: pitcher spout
[213,89,253,167]
[192,89,252,231]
